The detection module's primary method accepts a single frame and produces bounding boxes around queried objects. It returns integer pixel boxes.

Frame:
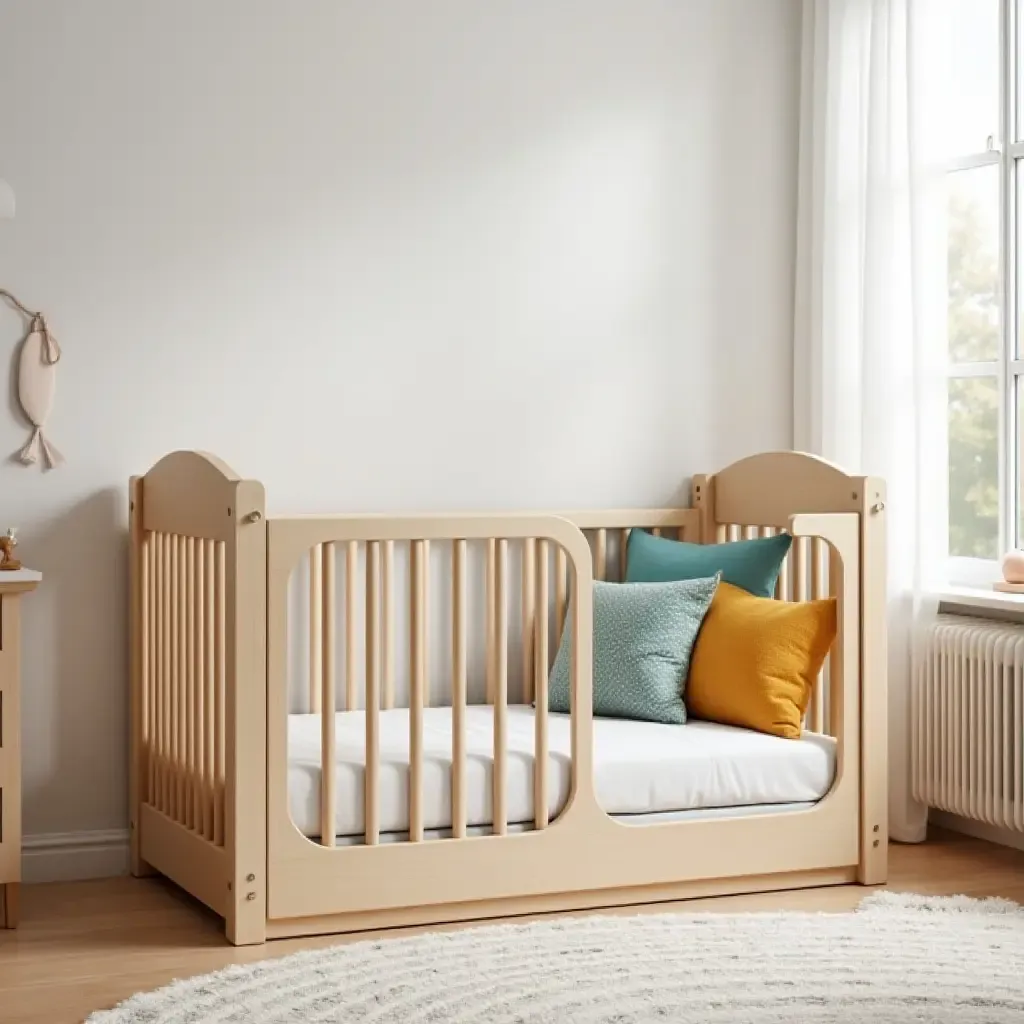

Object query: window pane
[1018,160,1024,360]
[947,0,999,156]
[949,375,999,558]
[1018,377,1024,548]
[948,165,1000,364]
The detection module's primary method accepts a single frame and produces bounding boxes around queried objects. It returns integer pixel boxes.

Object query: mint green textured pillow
[625,530,791,599]
[547,575,720,725]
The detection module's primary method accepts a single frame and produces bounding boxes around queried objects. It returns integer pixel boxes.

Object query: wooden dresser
[0,569,41,928]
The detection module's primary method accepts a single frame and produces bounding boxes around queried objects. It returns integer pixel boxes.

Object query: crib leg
[226,883,267,945]
[225,478,268,947]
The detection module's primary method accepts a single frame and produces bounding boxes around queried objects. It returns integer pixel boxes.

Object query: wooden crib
[127,449,887,945]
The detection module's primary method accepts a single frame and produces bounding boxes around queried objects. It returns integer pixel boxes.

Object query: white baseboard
[22,829,131,884]
[930,810,1024,854]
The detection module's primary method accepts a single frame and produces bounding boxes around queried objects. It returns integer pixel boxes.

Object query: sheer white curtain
[794,0,950,842]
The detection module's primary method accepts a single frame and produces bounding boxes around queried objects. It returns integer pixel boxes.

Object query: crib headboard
[695,450,887,882]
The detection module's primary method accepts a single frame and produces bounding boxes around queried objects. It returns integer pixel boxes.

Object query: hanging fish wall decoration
[1,290,64,469]
[17,313,63,467]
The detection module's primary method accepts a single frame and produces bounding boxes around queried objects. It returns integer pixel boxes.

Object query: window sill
[936,585,1024,624]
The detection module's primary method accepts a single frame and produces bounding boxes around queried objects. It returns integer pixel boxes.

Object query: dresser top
[0,568,42,594]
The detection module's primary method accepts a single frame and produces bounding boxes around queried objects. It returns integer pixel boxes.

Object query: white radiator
[912,615,1024,832]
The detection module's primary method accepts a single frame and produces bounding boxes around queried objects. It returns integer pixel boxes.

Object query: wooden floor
[2,830,1023,1024]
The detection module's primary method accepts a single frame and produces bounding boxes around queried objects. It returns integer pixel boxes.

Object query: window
[947,0,1023,582]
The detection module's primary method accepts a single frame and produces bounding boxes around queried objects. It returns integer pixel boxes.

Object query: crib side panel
[266,508,862,928]
[267,514,598,909]
[693,450,887,884]
[131,451,268,944]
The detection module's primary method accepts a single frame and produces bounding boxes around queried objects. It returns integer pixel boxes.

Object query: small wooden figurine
[0,528,22,571]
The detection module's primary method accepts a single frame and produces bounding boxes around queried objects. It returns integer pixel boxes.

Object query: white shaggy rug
[87,892,1024,1022]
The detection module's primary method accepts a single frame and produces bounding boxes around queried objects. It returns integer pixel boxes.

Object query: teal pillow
[547,575,720,725]
[625,529,791,599]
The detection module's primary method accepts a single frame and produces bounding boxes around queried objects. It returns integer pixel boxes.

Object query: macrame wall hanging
[1,288,63,468]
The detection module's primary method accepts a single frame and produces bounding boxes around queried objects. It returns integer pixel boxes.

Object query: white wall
[0,0,800,856]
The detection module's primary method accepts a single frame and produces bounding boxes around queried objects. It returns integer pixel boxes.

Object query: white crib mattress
[287,705,837,840]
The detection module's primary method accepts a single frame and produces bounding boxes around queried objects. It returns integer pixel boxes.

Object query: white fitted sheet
[288,705,836,839]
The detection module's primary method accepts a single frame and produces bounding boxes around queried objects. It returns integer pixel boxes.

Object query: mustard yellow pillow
[686,582,836,739]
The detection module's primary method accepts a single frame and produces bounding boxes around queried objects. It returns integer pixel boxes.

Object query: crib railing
[278,504,847,851]
[129,453,267,944]
[140,531,228,845]
[270,515,596,853]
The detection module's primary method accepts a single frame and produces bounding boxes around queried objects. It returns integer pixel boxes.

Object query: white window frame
[947,0,1020,586]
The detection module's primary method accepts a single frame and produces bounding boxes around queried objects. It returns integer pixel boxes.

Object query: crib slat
[154,534,165,814]
[152,535,162,814]
[535,539,549,830]
[163,534,171,820]
[809,538,827,733]
[494,538,508,836]
[619,528,629,582]
[792,536,810,731]
[179,536,189,825]
[204,540,216,841]
[192,538,202,829]
[410,539,427,842]
[309,546,322,713]
[452,539,468,840]
[185,537,196,831]
[555,546,568,642]
[171,535,182,823]
[595,528,607,582]
[165,533,174,818]
[169,533,178,820]
[193,539,204,834]
[521,539,536,705]
[214,542,226,847]
[382,540,395,711]
[166,534,175,820]
[139,533,149,809]
[145,535,155,807]
[764,528,785,600]
[826,544,842,738]
[153,534,161,815]
[780,541,792,603]
[365,540,380,846]
[194,541,207,839]
[321,542,337,847]
[793,536,808,601]
[171,535,181,825]
[147,534,156,810]
[345,541,357,712]
[486,538,496,705]
[811,537,827,599]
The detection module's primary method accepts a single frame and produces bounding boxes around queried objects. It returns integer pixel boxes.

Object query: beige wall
[0,0,800,854]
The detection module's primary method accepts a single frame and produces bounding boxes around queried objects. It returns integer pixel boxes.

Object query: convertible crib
[127,450,887,946]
